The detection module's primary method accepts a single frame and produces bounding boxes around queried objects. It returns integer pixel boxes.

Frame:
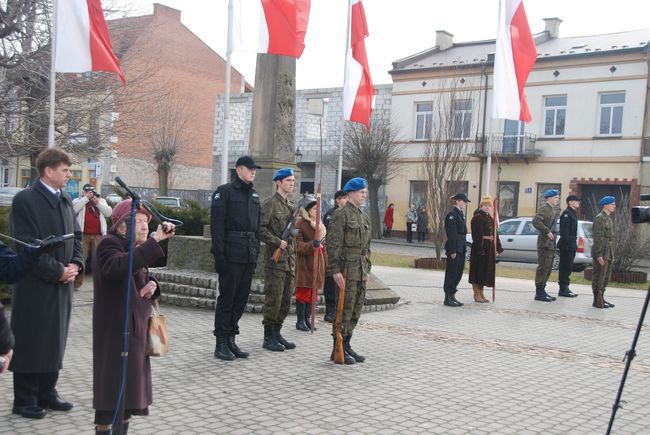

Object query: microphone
[115,176,140,200]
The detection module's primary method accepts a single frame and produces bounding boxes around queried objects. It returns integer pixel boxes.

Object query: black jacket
[323,205,339,232]
[444,206,467,255]
[558,206,578,251]
[210,176,261,264]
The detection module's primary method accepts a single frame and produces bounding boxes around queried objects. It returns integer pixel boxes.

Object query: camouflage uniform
[327,201,371,337]
[532,202,558,291]
[591,210,614,306]
[260,192,296,327]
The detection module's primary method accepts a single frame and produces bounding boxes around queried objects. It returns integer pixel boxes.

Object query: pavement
[1,265,649,434]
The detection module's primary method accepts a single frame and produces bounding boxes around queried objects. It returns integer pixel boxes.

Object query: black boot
[295,301,309,331]
[344,334,365,362]
[263,324,285,351]
[534,285,555,302]
[214,336,236,360]
[603,289,615,308]
[324,303,334,323]
[95,428,110,435]
[451,293,464,306]
[304,303,316,330]
[558,284,577,298]
[330,337,355,364]
[444,293,459,307]
[226,335,249,358]
[123,420,129,435]
[274,324,296,349]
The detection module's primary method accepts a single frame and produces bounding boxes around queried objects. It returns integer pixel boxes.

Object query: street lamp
[295,147,303,167]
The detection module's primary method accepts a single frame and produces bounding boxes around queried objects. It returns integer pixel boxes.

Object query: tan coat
[294,214,327,289]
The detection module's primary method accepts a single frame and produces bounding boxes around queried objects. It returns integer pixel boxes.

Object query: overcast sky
[127,0,650,89]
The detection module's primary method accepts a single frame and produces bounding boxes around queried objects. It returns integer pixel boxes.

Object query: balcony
[470,133,541,161]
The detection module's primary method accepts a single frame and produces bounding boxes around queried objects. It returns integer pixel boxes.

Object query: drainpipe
[478,60,489,199]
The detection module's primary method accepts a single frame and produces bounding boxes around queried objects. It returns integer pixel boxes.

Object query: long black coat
[93,234,164,412]
[468,209,503,287]
[9,181,83,373]
[444,206,467,255]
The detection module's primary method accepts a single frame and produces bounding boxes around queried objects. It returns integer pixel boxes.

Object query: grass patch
[372,252,417,268]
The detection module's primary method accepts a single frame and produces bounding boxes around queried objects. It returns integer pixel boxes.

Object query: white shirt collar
[39,179,61,195]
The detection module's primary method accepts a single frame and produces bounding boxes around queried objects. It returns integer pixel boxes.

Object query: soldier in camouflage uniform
[260,168,297,351]
[327,178,371,364]
[532,189,560,302]
[591,196,616,309]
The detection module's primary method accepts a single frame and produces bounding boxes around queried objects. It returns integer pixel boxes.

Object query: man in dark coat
[557,194,581,298]
[210,155,261,360]
[9,148,84,419]
[443,193,470,307]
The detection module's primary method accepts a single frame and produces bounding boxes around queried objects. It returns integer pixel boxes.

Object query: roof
[390,28,650,75]
[107,15,154,59]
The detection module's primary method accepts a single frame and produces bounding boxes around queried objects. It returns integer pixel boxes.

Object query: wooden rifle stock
[271,247,283,263]
[333,268,347,364]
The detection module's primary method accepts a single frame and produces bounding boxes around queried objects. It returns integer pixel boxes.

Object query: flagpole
[337,0,352,190]
[48,0,58,149]
[220,0,234,185]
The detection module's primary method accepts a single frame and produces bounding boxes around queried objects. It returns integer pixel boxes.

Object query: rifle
[333,267,348,364]
[271,205,301,263]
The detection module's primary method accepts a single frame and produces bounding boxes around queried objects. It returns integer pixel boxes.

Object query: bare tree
[343,113,402,238]
[421,78,477,260]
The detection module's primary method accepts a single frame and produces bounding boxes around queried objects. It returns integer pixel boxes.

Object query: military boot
[444,293,459,307]
[603,289,615,308]
[274,324,296,349]
[324,303,334,322]
[534,285,555,302]
[592,290,605,309]
[304,303,316,330]
[214,336,236,360]
[330,337,355,364]
[263,324,285,351]
[558,284,577,298]
[226,335,249,358]
[295,302,309,331]
[344,334,365,362]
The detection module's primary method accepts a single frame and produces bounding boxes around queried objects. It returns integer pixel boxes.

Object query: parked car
[105,193,124,204]
[466,216,593,270]
[0,187,24,206]
[155,196,189,211]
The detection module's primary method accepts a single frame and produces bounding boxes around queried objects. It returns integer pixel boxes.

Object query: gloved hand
[214,255,227,274]
[312,240,321,249]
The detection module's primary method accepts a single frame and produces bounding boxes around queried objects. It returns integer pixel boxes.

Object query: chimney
[435,30,454,51]
[543,17,562,39]
[153,3,181,22]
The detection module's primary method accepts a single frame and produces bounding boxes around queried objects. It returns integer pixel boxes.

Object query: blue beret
[272,167,294,181]
[343,177,368,192]
[599,196,615,207]
[544,189,560,198]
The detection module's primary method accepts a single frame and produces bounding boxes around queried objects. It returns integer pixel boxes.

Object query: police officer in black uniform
[557,194,580,298]
[211,156,262,360]
[443,193,470,307]
[321,189,347,322]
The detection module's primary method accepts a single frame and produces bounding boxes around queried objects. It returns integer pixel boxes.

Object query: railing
[472,133,540,157]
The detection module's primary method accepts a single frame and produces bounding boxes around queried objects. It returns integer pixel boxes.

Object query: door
[497,219,521,261]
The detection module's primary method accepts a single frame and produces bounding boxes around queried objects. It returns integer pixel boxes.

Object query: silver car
[466,216,593,270]
[0,187,24,206]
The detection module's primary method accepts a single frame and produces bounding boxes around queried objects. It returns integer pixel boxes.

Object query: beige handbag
[146,301,169,357]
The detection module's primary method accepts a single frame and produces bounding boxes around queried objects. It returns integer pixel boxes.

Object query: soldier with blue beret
[592,196,616,308]
[272,167,294,182]
[532,189,561,301]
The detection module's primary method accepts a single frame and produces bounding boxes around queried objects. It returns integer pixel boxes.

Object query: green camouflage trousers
[332,279,366,337]
[263,268,294,325]
[535,247,555,287]
[591,259,612,294]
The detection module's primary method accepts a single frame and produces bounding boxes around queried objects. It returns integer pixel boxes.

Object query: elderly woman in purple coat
[92,200,175,434]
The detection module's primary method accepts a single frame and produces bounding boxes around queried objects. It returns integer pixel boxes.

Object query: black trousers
[406,223,414,242]
[417,231,426,242]
[323,275,336,306]
[558,248,576,287]
[443,251,465,295]
[213,262,255,337]
[13,371,59,407]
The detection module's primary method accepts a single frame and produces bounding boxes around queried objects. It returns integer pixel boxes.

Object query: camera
[632,194,650,223]
[92,191,100,198]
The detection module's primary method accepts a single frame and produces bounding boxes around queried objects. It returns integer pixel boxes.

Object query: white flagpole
[337,0,352,190]
[48,0,58,148]
[220,0,234,185]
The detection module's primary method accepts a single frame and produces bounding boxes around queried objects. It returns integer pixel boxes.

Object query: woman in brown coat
[468,196,503,303]
[92,200,175,434]
[294,196,327,331]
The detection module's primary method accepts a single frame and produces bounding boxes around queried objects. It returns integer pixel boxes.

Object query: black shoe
[226,335,249,358]
[263,325,285,351]
[534,286,555,302]
[295,301,309,331]
[324,309,334,323]
[214,336,236,360]
[444,294,460,307]
[38,396,73,411]
[604,300,615,308]
[558,288,578,298]
[451,294,464,307]
[344,335,365,363]
[274,325,296,349]
[304,303,316,330]
[12,404,46,419]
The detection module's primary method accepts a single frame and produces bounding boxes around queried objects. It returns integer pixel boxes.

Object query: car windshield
[580,222,593,239]
[156,198,179,207]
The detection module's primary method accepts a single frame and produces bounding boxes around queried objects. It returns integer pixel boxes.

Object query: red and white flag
[54,0,125,84]
[343,0,374,129]
[233,0,311,58]
[492,0,537,122]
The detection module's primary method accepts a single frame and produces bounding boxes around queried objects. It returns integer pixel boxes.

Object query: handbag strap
[151,299,161,316]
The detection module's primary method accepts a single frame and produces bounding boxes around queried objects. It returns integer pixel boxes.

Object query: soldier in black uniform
[557,194,580,298]
[443,193,470,307]
[211,156,262,360]
[321,190,347,322]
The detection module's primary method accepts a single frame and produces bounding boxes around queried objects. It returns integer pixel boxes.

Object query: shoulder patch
[213,192,221,200]
[448,216,454,220]
[252,192,259,198]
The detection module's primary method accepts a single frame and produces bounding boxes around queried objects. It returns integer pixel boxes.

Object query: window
[536,183,561,212]
[503,120,525,153]
[20,169,31,188]
[544,95,566,136]
[409,181,427,208]
[452,99,472,139]
[598,92,624,135]
[447,180,469,197]
[498,220,519,236]
[521,221,539,235]
[415,103,432,140]
[497,181,519,219]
